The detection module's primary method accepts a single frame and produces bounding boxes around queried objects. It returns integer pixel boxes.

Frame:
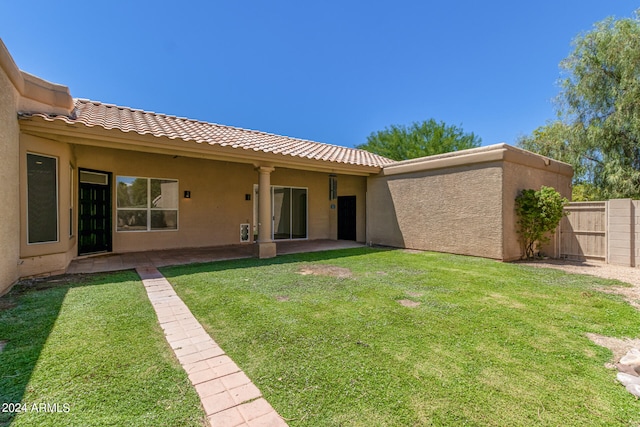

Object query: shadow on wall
[365,176,405,249]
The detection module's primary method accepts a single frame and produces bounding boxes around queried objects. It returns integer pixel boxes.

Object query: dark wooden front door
[78,170,112,255]
[337,195,357,241]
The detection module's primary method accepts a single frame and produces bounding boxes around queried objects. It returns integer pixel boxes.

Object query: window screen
[27,153,58,244]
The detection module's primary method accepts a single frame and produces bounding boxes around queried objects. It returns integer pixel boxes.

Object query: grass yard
[0,271,204,427]
[162,247,640,427]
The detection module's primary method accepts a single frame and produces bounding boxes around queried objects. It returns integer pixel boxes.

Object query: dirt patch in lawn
[0,299,17,312]
[297,265,353,279]
[598,286,640,310]
[275,296,290,302]
[401,249,423,255]
[518,259,640,309]
[397,299,421,308]
[586,333,640,367]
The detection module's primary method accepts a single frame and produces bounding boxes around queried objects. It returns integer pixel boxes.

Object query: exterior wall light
[184,190,191,199]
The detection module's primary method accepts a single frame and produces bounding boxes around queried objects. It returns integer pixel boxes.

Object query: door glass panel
[80,170,108,185]
[292,188,307,239]
[273,187,291,240]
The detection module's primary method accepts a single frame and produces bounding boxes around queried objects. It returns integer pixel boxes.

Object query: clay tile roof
[24,99,393,168]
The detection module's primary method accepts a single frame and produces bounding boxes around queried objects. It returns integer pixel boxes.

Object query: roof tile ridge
[75,99,386,161]
[72,98,391,166]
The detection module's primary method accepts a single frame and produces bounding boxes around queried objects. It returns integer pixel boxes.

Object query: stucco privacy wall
[0,45,20,294]
[367,144,573,260]
[501,149,573,260]
[367,162,504,259]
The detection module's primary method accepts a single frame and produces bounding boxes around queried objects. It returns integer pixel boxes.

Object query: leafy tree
[357,119,481,161]
[515,186,568,259]
[519,11,640,199]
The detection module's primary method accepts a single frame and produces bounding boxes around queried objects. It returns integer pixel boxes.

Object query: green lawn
[0,271,204,427]
[162,248,640,427]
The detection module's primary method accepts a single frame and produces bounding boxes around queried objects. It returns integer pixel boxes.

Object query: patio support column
[255,166,276,259]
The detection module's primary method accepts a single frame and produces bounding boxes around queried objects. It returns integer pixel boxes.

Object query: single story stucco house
[0,39,573,294]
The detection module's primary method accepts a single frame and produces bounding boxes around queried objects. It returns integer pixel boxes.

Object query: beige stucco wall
[0,53,20,293]
[501,154,573,261]
[72,145,367,254]
[367,162,505,259]
[14,139,368,278]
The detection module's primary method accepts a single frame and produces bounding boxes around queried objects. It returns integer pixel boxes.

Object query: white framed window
[27,153,59,244]
[116,176,178,232]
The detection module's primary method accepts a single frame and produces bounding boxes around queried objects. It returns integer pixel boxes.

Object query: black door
[337,195,357,241]
[78,170,112,255]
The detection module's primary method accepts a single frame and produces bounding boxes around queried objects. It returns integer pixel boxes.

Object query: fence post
[633,200,638,267]
[608,199,633,267]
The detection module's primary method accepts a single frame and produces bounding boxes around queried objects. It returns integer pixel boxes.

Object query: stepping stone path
[136,266,288,427]
[616,348,640,398]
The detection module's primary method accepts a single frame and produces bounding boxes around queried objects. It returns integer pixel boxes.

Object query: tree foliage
[515,186,568,259]
[357,119,481,161]
[519,12,640,200]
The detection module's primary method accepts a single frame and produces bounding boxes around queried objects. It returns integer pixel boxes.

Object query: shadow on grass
[0,272,135,427]
[160,246,391,279]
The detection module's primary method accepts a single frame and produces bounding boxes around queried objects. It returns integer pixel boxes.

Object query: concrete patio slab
[68,240,364,275]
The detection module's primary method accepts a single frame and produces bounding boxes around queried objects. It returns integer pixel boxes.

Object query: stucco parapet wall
[380,143,573,178]
[0,39,74,114]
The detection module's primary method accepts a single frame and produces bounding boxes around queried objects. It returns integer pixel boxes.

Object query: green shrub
[515,186,568,259]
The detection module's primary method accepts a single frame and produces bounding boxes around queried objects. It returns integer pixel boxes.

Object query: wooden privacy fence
[560,202,607,261]
[559,199,639,267]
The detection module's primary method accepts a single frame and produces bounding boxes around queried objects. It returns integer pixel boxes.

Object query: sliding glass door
[253,185,308,240]
[273,186,307,240]
[273,187,291,239]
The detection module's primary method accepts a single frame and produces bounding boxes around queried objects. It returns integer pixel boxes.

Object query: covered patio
[66,240,364,275]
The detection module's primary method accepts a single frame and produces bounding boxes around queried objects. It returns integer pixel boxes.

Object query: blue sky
[1,1,638,148]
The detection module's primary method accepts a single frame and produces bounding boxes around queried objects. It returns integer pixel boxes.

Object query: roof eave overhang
[380,143,574,177]
[19,117,383,176]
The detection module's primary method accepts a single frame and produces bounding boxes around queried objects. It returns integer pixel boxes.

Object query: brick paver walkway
[136,266,288,427]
